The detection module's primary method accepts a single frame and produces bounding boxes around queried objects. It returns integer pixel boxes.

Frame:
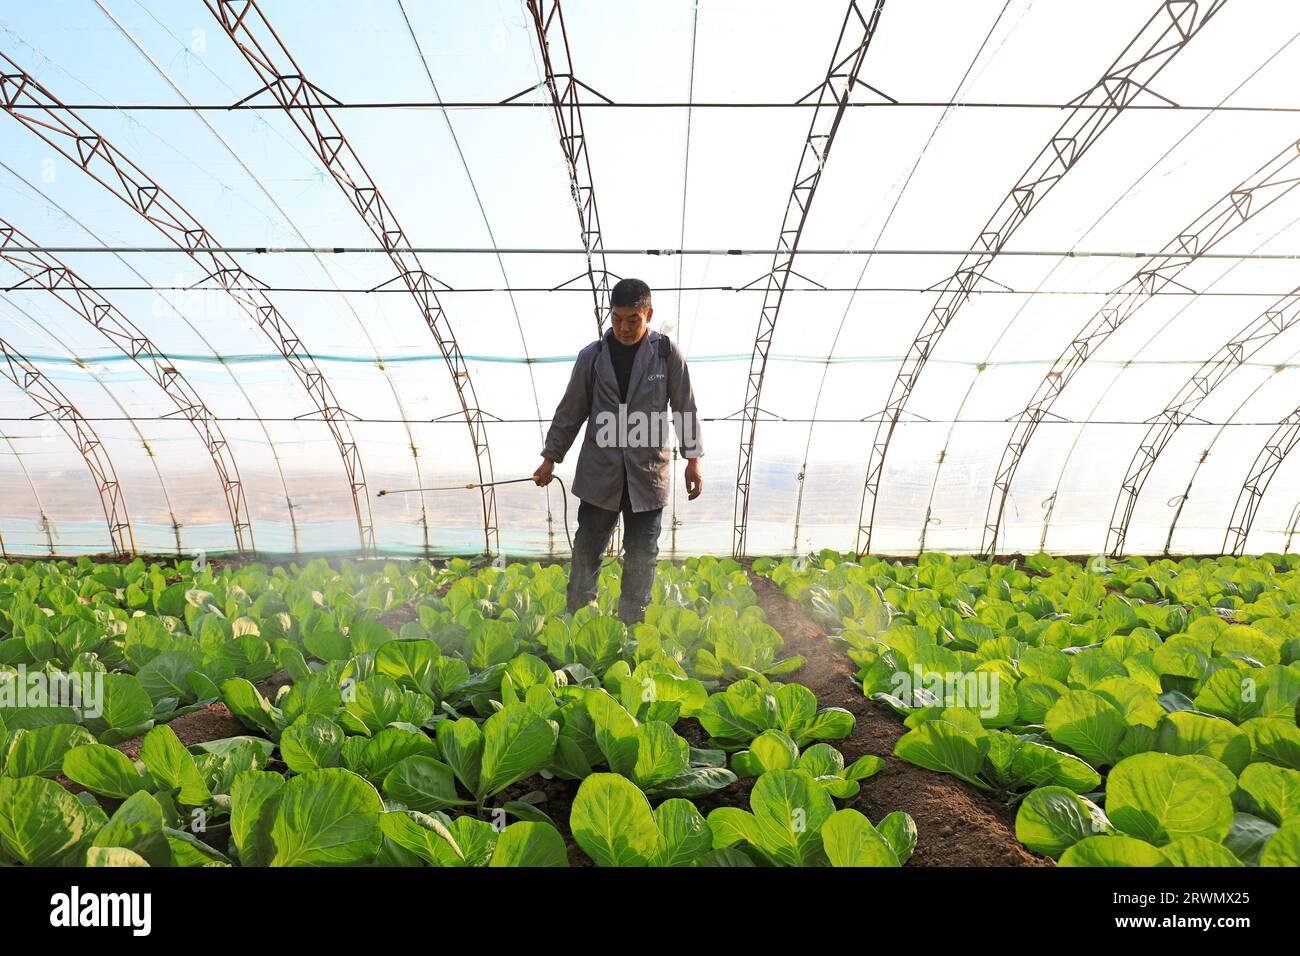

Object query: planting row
[755,551,1300,866]
[0,555,914,867]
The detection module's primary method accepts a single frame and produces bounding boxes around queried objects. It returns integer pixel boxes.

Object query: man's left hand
[684,458,703,500]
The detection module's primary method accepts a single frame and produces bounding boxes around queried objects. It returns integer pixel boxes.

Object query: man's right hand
[533,458,555,486]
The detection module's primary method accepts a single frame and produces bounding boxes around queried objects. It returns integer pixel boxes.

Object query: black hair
[611,277,652,312]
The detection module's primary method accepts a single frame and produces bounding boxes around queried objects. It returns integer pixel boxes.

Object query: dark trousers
[566,494,663,625]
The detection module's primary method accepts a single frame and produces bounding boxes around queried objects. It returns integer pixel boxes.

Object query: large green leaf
[91,790,170,867]
[2,724,96,778]
[586,690,639,777]
[477,703,557,800]
[748,768,835,867]
[1160,835,1243,867]
[821,808,900,867]
[894,719,990,789]
[436,717,483,795]
[1236,762,1300,826]
[85,673,155,743]
[1155,711,1251,775]
[1058,834,1168,866]
[344,726,437,783]
[1260,820,1300,866]
[574,617,626,673]
[269,768,383,866]
[62,743,152,799]
[85,847,150,867]
[0,775,98,865]
[1105,752,1233,846]
[877,810,918,865]
[1242,718,1300,770]
[382,755,470,813]
[1044,690,1126,768]
[139,724,211,805]
[570,773,659,866]
[278,716,345,775]
[649,798,712,867]
[378,810,461,866]
[631,721,690,790]
[489,820,569,867]
[1224,811,1276,865]
[1015,786,1112,859]
[230,770,284,867]
[220,677,282,739]
[732,730,799,777]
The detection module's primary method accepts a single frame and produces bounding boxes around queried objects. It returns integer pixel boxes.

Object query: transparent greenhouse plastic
[2,0,1300,558]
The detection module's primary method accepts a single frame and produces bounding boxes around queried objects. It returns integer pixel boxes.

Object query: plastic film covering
[1,0,1300,558]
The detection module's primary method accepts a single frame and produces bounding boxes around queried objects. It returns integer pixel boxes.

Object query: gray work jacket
[542,329,703,512]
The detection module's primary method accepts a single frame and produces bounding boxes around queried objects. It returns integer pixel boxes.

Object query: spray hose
[377,475,574,552]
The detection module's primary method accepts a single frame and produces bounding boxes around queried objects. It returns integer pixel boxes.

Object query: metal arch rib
[206,0,499,554]
[1107,284,1300,556]
[983,134,1300,556]
[1224,407,1300,556]
[2,292,184,553]
[855,0,1228,558]
[87,3,430,554]
[0,218,255,552]
[1,157,303,552]
[731,0,888,558]
[0,334,133,555]
[524,0,610,339]
[0,53,375,553]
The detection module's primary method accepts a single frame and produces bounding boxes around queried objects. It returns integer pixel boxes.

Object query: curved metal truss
[521,0,610,339]
[0,334,133,555]
[731,0,887,558]
[0,54,377,553]
[855,0,1227,557]
[6,163,305,552]
[1107,284,1300,555]
[206,0,499,554]
[983,134,1300,555]
[0,218,255,552]
[92,3,432,554]
[1224,405,1300,555]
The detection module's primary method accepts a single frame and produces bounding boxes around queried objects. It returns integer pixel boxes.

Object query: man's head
[610,277,653,346]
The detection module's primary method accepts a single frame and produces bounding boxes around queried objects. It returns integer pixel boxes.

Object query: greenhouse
[0,0,1296,907]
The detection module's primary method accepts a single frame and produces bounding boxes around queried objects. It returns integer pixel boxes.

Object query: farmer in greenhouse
[533,277,703,625]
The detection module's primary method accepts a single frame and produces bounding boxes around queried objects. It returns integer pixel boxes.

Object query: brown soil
[747,571,1050,868]
[112,702,248,761]
[255,669,293,701]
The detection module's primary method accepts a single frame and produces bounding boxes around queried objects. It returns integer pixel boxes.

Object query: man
[534,278,703,624]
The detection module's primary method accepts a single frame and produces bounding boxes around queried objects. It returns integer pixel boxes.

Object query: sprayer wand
[377,476,573,551]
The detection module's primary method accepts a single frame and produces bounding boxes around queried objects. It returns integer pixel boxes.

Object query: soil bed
[113,702,248,761]
[746,570,1050,867]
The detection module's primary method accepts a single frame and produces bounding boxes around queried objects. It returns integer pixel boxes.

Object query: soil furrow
[747,569,1050,867]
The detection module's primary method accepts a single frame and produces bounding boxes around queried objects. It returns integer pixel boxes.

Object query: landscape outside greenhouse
[0,0,1295,938]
